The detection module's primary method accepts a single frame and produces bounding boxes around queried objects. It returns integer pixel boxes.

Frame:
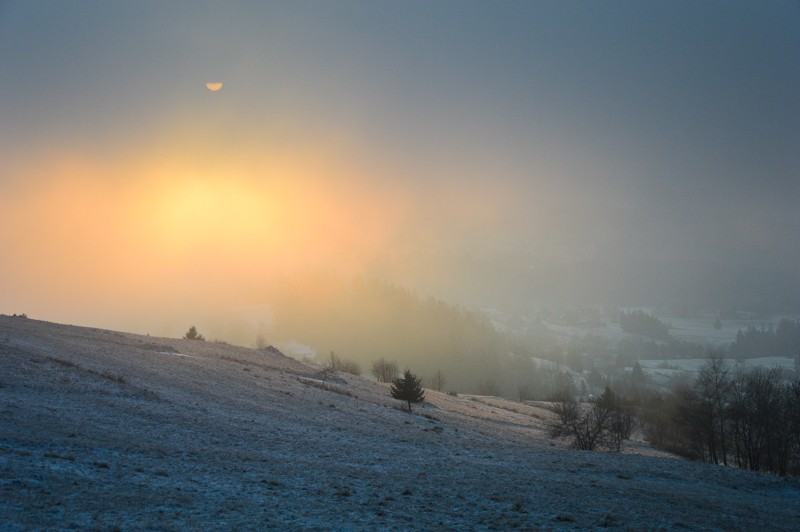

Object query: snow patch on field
[157,351,200,358]
[640,356,796,376]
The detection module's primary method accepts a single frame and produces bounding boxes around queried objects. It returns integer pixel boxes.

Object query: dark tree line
[638,355,800,476]
[619,311,672,343]
[551,356,800,475]
[729,319,800,360]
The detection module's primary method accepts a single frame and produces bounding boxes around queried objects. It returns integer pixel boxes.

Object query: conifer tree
[391,369,425,412]
[183,326,205,341]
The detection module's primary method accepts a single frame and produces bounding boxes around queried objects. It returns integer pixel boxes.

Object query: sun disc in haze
[206,82,223,92]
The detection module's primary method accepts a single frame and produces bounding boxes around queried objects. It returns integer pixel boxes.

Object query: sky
[1,1,799,332]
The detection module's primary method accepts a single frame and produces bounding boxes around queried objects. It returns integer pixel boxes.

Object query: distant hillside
[1,315,798,529]
[268,276,504,392]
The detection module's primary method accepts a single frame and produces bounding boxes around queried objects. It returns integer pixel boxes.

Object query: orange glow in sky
[3,2,797,332]
[0,131,411,326]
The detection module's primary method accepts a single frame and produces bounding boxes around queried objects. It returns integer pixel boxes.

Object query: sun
[206,82,223,92]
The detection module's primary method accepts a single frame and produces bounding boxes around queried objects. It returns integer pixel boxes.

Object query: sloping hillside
[1,316,798,529]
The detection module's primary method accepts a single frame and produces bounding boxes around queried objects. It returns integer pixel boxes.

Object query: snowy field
[1,316,798,529]
[541,315,791,349]
[665,317,739,346]
[542,322,626,342]
[639,356,797,382]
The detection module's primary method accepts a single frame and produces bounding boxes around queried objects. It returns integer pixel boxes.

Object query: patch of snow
[157,351,200,358]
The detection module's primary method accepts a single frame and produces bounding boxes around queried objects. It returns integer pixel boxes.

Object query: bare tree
[428,370,445,391]
[597,386,635,452]
[729,367,784,473]
[338,359,362,376]
[255,334,269,350]
[328,351,340,371]
[547,391,612,451]
[674,384,710,460]
[642,366,800,476]
[788,379,800,475]
[639,392,677,450]
[696,350,732,465]
[371,358,399,383]
[327,351,360,376]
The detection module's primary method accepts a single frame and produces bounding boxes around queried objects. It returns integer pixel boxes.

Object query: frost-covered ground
[1,316,799,530]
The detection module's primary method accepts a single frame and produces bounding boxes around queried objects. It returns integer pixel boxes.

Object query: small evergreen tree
[183,326,205,341]
[391,369,425,412]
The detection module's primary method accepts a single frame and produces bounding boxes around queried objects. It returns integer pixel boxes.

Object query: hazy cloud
[2,1,798,330]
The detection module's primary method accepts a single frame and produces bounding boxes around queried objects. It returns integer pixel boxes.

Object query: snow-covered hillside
[1,316,798,529]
